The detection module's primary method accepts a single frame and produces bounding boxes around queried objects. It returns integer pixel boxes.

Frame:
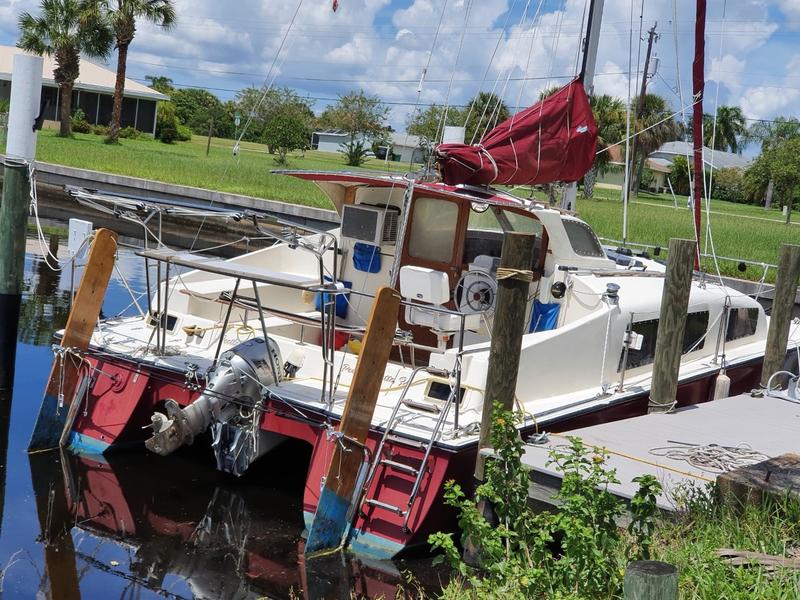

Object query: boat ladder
[358,365,459,533]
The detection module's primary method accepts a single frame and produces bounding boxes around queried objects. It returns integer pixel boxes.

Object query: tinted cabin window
[408,197,459,263]
[619,311,709,371]
[563,219,604,257]
[683,311,709,353]
[726,307,759,341]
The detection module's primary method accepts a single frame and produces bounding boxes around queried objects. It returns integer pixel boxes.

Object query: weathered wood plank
[305,286,401,555]
[29,228,118,452]
[717,452,800,508]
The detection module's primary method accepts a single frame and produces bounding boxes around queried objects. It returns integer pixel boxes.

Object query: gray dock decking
[521,394,800,511]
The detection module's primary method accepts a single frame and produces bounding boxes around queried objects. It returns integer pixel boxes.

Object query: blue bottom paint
[28,393,68,451]
[304,488,349,554]
[302,511,405,560]
[67,431,111,456]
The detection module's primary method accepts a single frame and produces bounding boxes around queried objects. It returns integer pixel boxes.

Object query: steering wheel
[455,270,498,315]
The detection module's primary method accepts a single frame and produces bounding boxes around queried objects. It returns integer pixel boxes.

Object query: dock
[521,393,800,511]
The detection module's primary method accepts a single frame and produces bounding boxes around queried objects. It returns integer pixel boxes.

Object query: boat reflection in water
[28,442,430,599]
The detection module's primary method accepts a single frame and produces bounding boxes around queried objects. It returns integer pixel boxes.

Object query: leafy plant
[340,139,370,167]
[119,125,139,139]
[264,108,309,166]
[70,108,91,133]
[429,405,661,599]
[628,474,662,560]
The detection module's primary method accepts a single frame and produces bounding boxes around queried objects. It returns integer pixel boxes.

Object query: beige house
[0,45,167,134]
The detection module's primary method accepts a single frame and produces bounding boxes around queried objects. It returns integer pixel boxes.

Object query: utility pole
[628,22,659,197]
[560,0,605,212]
[0,54,43,390]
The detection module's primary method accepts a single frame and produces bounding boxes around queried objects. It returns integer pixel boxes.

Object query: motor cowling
[145,337,282,459]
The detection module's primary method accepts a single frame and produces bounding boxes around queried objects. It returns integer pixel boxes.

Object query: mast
[692,0,707,268]
[561,0,604,211]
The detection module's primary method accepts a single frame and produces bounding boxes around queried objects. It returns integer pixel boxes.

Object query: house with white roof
[0,45,168,134]
[646,140,751,192]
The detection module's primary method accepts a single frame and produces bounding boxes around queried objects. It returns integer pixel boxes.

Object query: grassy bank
[34,130,410,209]
[32,131,800,279]
[579,188,800,281]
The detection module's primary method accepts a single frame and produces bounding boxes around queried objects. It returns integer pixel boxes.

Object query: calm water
[0,227,441,599]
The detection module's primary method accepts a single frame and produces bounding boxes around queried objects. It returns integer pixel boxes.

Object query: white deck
[520,394,800,511]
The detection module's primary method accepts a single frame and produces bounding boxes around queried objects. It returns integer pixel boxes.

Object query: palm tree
[584,94,626,199]
[99,0,176,143]
[17,0,112,137]
[144,74,173,94]
[746,116,800,209]
[702,105,746,153]
[629,94,681,195]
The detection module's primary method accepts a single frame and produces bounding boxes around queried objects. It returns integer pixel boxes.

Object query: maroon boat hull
[66,350,765,558]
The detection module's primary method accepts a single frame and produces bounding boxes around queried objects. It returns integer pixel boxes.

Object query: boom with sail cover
[434,79,598,187]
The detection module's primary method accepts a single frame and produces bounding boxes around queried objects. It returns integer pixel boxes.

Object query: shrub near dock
[428,404,800,599]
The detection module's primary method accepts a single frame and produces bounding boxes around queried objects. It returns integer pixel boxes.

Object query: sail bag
[435,79,598,186]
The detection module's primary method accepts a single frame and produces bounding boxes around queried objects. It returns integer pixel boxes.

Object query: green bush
[711,167,746,203]
[429,404,661,599]
[119,126,139,139]
[92,124,108,136]
[176,123,192,142]
[70,108,92,134]
[339,139,369,166]
[156,101,179,144]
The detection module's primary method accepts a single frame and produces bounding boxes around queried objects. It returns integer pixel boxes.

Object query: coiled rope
[649,441,770,475]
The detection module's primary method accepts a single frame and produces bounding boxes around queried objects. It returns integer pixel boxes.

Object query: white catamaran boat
[46,167,793,558]
[29,0,797,560]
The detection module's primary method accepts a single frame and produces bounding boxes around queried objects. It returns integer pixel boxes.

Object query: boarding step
[364,499,406,516]
[380,459,420,476]
[385,434,426,450]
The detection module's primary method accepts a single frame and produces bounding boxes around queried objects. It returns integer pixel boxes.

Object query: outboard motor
[145,337,282,476]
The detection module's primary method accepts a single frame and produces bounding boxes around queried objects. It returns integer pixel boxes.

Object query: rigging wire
[621,0,636,242]
[672,0,695,216]
[435,0,474,146]
[702,0,729,286]
[188,0,305,252]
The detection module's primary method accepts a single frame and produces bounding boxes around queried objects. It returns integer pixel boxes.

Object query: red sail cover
[435,79,597,186]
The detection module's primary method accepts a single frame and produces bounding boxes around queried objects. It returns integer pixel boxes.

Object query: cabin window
[726,307,759,341]
[563,219,604,257]
[618,311,709,371]
[408,197,459,263]
[683,311,709,353]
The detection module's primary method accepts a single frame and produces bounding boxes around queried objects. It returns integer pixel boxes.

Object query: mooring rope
[649,441,770,475]
[496,267,534,282]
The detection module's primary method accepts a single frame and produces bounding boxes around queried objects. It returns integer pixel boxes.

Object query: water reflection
[28,447,413,599]
[3,230,439,599]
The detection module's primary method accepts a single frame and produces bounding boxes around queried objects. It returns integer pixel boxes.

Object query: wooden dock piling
[624,561,678,600]
[760,243,800,387]
[474,232,536,481]
[649,238,695,414]
[0,54,43,390]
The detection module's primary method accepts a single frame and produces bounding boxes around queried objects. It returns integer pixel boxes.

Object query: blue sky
[1,0,797,133]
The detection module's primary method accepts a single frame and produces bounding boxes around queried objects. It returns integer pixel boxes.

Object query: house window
[408,197,459,263]
[726,307,759,342]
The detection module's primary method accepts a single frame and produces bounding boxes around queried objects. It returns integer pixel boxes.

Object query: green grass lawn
[577,188,800,281]
[32,130,800,281]
[34,130,414,210]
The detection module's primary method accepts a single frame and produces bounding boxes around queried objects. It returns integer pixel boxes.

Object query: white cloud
[708,54,745,91]
[740,85,800,120]
[0,0,793,130]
